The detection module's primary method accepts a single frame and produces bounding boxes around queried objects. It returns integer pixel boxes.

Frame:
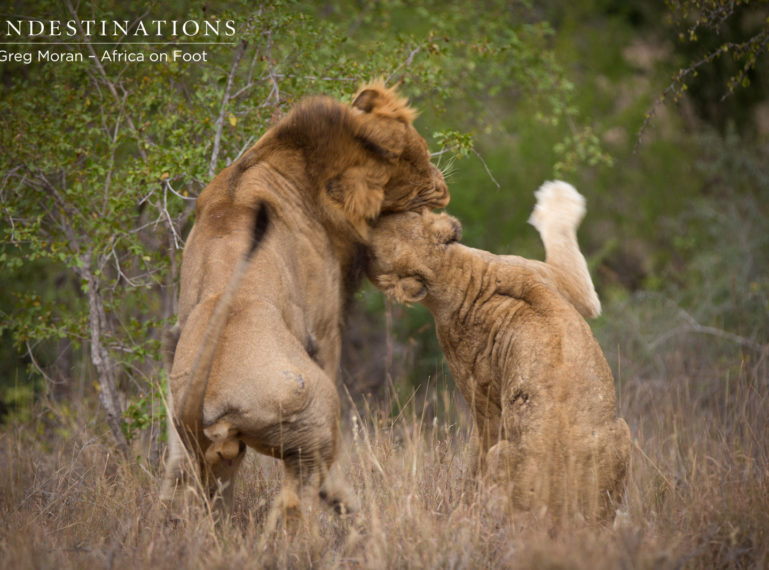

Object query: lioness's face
[368,210,461,301]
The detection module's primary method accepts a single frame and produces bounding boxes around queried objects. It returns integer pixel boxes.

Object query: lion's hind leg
[262,451,328,537]
[159,418,186,505]
[159,402,204,514]
[202,421,247,515]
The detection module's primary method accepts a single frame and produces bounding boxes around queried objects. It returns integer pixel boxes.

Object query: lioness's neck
[421,244,481,320]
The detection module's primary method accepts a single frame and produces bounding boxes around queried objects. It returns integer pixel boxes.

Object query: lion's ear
[351,88,380,114]
[377,274,427,305]
[351,83,417,159]
[353,111,408,160]
[352,83,417,124]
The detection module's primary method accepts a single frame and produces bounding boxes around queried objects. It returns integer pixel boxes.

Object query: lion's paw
[528,180,586,233]
[319,475,360,515]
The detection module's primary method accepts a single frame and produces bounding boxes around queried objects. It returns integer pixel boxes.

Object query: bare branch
[649,300,766,353]
[637,25,769,151]
[111,249,141,288]
[209,40,248,179]
[102,91,128,215]
[162,182,184,250]
[386,46,422,85]
[162,179,197,202]
[25,342,64,386]
[81,249,130,454]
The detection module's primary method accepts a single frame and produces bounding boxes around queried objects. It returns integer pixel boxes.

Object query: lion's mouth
[410,182,450,210]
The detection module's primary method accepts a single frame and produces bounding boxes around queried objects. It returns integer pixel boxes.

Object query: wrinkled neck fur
[419,244,476,319]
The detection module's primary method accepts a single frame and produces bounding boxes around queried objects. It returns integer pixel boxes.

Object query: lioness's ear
[377,274,427,305]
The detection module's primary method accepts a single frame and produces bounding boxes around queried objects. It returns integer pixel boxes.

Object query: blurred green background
[1,0,767,448]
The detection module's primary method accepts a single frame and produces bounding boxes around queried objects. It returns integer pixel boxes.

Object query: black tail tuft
[248,202,271,257]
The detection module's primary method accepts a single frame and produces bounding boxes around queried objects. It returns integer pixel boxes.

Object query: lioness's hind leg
[159,325,183,505]
[161,324,181,373]
[202,421,247,513]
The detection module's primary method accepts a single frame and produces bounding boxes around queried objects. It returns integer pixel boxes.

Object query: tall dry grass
[1,336,768,569]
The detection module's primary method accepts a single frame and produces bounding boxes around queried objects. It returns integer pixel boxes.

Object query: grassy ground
[1,336,767,569]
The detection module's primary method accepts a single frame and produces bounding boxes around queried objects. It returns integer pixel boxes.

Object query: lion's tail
[176,202,271,443]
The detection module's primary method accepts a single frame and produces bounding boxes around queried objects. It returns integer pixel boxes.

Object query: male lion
[367,181,630,522]
[160,82,449,522]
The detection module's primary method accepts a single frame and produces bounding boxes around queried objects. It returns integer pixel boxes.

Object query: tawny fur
[367,181,630,523]
[160,82,449,522]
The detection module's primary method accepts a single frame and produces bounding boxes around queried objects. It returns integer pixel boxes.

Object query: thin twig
[102,91,127,215]
[162,182,184,250]
[264,30,281,108]
[111,249,140,287]
[636,31,769,151]
[471,148,501,190]
[162,179,196,202]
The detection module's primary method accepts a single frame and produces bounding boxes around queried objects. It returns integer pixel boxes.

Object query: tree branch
[80,250,130,455]
[64,0,148,162]
[649,301,766,353]
[386,46,422,85]
[209,40,248,179]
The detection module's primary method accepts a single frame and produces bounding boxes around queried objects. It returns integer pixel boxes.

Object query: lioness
[367,181,630,522]
[160,82,449,521]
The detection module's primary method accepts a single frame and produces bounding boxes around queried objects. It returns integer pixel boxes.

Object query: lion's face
[367,210,462,304]
[376,127,449,214]
[347,82,449,224]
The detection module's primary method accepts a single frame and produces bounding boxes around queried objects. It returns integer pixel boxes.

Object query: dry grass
[1,345,768,569]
